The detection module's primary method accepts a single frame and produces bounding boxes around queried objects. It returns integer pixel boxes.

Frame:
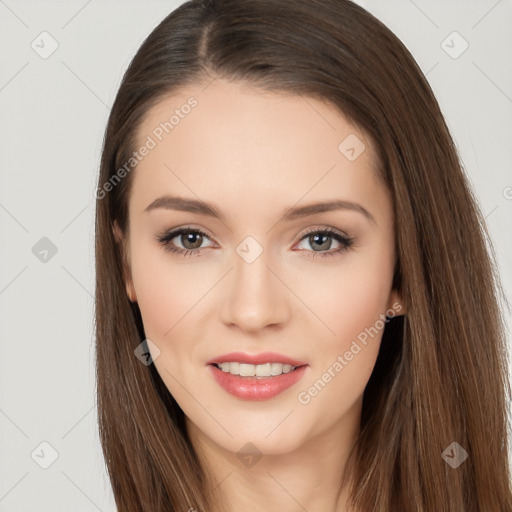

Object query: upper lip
[206,351,308,367]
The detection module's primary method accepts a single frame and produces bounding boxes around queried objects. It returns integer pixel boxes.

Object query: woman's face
[115,78,403,455]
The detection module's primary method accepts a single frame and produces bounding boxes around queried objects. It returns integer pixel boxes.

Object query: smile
[214,361,297,377]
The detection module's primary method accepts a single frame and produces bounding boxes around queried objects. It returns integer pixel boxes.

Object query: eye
[294,227,354,258]
[157,227,215,257]
[157,226,354,258]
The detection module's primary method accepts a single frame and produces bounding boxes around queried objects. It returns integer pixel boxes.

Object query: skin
[114,77,405,512]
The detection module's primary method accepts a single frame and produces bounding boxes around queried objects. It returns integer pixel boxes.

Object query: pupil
[311,234,330,251]
[183,232,202,249]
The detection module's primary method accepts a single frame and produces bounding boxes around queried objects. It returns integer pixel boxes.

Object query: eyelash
[157,226,354,259]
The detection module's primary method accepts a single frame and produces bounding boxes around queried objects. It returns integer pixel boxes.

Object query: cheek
[308,253,393,349]
[129,246,210,340]
[324,271,388,346]
[129,250,209,394]
[296,244,394,402]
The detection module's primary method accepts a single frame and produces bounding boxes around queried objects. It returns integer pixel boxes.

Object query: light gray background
[0,1,511,510]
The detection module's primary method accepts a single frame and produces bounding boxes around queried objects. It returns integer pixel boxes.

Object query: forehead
[129,78,384,218]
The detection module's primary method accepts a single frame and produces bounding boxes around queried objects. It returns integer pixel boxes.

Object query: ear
[386,288,406,317]
[112,220,137,303]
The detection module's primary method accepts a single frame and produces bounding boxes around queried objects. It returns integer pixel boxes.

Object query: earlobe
[126,283,137,304]
[113,220,121,244]
[387,288,406,317]
[112,220,137,303]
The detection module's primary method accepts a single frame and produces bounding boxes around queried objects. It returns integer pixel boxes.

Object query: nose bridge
[220,237,289,331]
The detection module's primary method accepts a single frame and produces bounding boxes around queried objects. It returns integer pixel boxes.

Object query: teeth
[240,363,255,377]
[217,362,297,377]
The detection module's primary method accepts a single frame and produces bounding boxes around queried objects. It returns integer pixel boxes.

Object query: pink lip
[205,351,307,367]
[208,364,309,401]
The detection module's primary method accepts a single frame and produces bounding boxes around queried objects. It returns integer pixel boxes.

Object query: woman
[94,1,512,510]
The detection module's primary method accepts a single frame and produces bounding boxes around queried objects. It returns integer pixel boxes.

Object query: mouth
[210,361,306,379]
[207,360,309,401]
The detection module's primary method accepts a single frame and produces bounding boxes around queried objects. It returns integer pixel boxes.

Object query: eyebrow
[144,195,376,224]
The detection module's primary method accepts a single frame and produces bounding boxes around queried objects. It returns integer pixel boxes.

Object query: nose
[219,246,291,333]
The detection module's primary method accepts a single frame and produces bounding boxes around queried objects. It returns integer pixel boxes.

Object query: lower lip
[208,364,308,401]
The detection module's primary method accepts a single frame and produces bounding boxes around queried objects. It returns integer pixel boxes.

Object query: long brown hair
[94,1,512,510]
